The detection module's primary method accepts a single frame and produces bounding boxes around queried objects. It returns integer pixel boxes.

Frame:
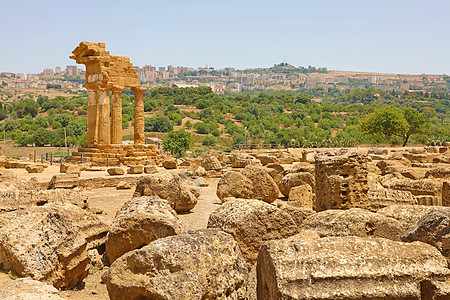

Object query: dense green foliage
[0,85,448,150]
[163,129,191,156]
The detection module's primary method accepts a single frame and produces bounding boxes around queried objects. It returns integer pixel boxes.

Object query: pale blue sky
[1,0,449,74]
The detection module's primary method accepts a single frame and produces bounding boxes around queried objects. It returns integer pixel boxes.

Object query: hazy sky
[1,0,449,74]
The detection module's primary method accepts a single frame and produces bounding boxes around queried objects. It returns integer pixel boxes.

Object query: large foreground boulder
[207,199,298,265]
[0,205,90,288]
[107,229,248,300]
[300,208,403,241]
[106,196,183,263]
[134,173,197,212]
[402,210,450,265]
[257,236,450,299]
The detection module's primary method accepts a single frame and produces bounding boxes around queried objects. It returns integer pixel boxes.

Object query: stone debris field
[0,145,449,299]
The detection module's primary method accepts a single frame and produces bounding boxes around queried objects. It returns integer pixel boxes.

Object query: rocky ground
[0,145,449,299]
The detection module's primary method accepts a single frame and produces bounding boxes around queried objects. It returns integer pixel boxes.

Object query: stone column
[110,88,123,144]
[97,89,111,145]
[132,87,146,144]
[86,89,98,146]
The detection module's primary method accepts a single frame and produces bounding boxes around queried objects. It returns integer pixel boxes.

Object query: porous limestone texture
[299,208,403,241]
[314,151,369,211]
[105,196,183,263]
[0,188,88,212]
[107,229,248,300]
[133,173,197,212]
[279,172,315,198]
[207,199,298,265]
[377,205,450,233]
[402,210,450,265]
[0,205,90,288]
[241,165,280,203]
[0,278,64,300]
[257,236,450,299]
[216,171,253,202]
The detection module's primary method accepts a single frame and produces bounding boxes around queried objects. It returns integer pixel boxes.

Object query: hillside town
[1,63,448,95]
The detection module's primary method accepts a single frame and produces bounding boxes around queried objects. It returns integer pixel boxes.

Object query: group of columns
[86,87,146,146]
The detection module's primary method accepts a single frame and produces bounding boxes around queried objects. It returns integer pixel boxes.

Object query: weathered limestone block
[105,196,183,263]
[403,152,440,163]
[403,210,450,265]
[127,165,143,174]
[266,163,285,174]
[207,199,298,265]
[134,173,197,212]
[216,171,253,202]
[399,167,428,180]
[0,206,90,288]
[279,172,315,198]
[107,167,125,176]
[378,205,450,233]
[289,162,315,174]
[257,236,450,300]
[426,165,450,179]
[144,165,158,174]
[25,165,44,173]
[162,157,177,169]
[0,277,64,300]
[380,176,442,200]
[367,188,417,211]
[0,189,89,212]
[255,154,278,165]
[376,158,411,175]
[231,153,260,168]
[314,151,369,212]
[287,184,313,208]
[416,195,442,206]
[242,165,279,203]
[107,229,248,300]
[300,208,403,241]
[444,181,450,207]
[116,181,132,190]
[44,202,109,251]
[201,155,223,171]
[48,174,79,189]
[275,202,316,227]
[192,177,209,187]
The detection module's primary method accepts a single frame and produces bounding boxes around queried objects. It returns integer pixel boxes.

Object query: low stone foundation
[69,144,165,166]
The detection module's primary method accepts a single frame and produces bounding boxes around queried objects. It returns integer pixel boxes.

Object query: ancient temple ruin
[68,42,163,165]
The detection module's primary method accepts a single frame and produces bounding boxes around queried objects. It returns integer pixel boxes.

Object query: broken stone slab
[127,165,143,174]
[299,208,403,241]
[25,165,44,173]
[0,277,64,300]
[47,174,79,189]
[107,229,248,300]
[107,167,125,176]
[257,236,450,299]
[0,188,88,212]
